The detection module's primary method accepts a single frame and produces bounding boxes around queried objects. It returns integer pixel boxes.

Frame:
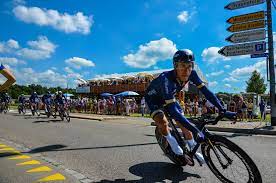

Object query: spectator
[259,99,266,121]
[247,99,253,121]
[140,97,146,117]
[241,99,248,121]
[229,99,236,112]
[125,99,130,116]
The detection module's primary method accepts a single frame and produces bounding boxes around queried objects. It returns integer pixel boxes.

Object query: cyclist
[18,94,26,104]
[4,93,10,108]
[29,91,40,112]
[55,91,67,110]
[145,49,236,164]
[18,94,26,113]
[0,64,16,92]
[42,91,53,112]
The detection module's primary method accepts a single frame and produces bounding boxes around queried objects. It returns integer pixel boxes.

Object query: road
[0,112,275,183]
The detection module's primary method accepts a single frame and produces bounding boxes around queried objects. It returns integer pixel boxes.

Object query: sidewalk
[70,112,276,136]
[70,112,126,121]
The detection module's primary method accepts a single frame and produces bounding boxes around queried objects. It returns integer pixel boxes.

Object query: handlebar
[199,111,237,126]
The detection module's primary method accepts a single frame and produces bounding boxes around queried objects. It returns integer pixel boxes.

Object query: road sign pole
[266,0,276,126]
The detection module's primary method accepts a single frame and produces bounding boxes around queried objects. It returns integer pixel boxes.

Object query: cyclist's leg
[153,112,170,136]
[174,104,205,164]
[146,95,183,155]
[176,121,193,139]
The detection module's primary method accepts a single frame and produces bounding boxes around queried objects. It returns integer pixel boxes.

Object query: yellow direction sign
[227,20,265,32]
[227,11,265,24]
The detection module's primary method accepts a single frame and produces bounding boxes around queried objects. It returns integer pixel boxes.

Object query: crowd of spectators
[68,94,269,122]
[78,75,154,88]
[68,96,145,116]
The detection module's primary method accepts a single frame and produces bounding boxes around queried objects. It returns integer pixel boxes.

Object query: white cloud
[7,39,20,49]
[65,57,95,69]
[123,38,177,68]
[225,84,231,88]
[64,66,74,74]
[201,47,230,63]
[230,60,266,78]
[16,36,57,60]
[0,39,20,53]
[92,68,173,80]
[0,57,26,65]
[201,46,252,64]
[224,65,231,69]
[209,81,218,87]
[23,69,67,87]
[14,67,81,88]
[223,77,238,82]
[210,70,224,76]
[67,72,82,79]
[51,67,57,70]
[13,5,93,35]
[177,11,189,24]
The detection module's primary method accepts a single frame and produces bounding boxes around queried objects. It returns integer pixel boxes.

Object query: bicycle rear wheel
[65,111,70,122]
[201,135,262,183]
[155,127,192,166]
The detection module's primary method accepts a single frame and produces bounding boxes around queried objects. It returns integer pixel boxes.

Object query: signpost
[220,0,275,126]
[218,41,266,57]
[225,0,265,10]
[227,11,265,24]
[266,0,276,126]
[227,20,265,32]
[226,29,266,43]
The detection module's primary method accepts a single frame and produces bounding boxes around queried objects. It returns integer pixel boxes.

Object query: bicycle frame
[164,109,233,166]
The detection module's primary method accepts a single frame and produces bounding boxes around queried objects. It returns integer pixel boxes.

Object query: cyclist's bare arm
[0,68,16,92]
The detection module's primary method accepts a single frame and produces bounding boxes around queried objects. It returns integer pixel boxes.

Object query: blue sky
[0,0,274,93]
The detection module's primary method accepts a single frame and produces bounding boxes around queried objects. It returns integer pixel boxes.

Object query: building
[76,64,208,99]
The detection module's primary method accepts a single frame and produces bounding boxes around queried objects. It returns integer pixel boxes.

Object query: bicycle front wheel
[65,111,70,122]
[201,135,262,183]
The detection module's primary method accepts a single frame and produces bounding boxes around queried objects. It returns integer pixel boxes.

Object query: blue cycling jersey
[55,94,67,105]
[42,94,52,105]
[0,64,5,71]
[145,69,225,137]
[30,94,39,103]
[19,96,26,104]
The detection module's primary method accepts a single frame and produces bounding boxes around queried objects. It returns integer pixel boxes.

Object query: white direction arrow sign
[218,41,266,56]
[225,0,265,10]
[226,29,265,43]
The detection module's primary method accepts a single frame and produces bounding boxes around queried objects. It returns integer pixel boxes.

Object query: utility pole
[266,0,276,126]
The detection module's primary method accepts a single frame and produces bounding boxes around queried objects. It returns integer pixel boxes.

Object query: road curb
[70,115,104,121]
[69,115,126,121]
[206,126,276,136]
[150,122,276,136]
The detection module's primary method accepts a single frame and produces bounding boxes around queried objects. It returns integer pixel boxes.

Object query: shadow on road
[24,116,48,120]
[0,152,21,158]
[220,133,253,138]
[96,162,201,183]
[144,134,155,137]
[24,142,157,154]
[32,119,63,123]
[28,144,67,153]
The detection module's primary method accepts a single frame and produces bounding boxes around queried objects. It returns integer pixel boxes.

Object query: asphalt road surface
[0,112,275,183]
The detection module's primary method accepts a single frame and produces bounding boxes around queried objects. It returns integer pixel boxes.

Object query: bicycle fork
[207,139,233,169]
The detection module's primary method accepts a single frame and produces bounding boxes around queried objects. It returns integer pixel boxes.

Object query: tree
[2,84,76,99]
[246,70,266,94]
